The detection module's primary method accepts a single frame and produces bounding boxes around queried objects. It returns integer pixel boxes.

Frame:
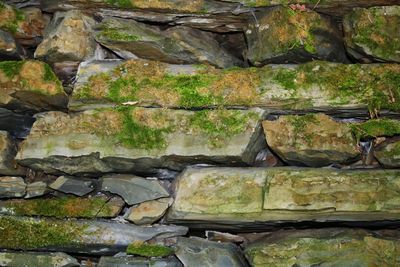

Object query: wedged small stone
[344,6,400,63]
[35,10,96,63]
[25,181,48,198]
[168,167,400,228]
[95,17,241,68]
[0,3,46,46]
[98,255,183,267]
[125,197,173,225]
[244,228,400,267]
[0,251,79,267]
[101,175,169,205]
[70,59,400,114]
[176,237,249,267]
[0,215,188,254]
[374,137,400,168]
[16,107,265,175]
[0,29,24,59]
[245,6,347,65]
[206,231,245,243]
[0,60,67,113]
[50,176,96,196]
[262,114,360,166]
[0,108,35,138]
[0,195,124,218]
[0,131,23,176]
[0,176,25,198]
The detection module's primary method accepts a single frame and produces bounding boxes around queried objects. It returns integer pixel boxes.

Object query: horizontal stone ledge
[16,108,266,176]
[167,167,400,228]
[70,59,400,114]
[244,228,400,267]
[0,251,79,267]
[0,216,188,254]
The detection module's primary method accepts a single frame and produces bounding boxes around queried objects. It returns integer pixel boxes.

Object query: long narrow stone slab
[16,108,265,175]
[70,59,400,114]
[0,252,79,267]
[244,228,400,267]
[168,167,400,228]
[0,216,188,254]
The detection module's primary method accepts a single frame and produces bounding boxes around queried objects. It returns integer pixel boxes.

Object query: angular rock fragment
[0,251,79,267]
[25,181,48,198]
[168,167,400,228]
[245,228,400,267]
[0,215,188,254]
[125,197,173,225]
[0,176,25,198]
[16,107,265,175]
[98,256,183,267]
[0,60,67,113]
[0,131,23,175]
[176,237,249,267]
[262,114,360,166]
[70,59,400,114]
[0,29,24,59]
[0,108,35,138]
[35,10,96,63]
[95,17,241,68]
[374,137,400,168]
[50,176,96,196]
[101,175,169,205]
[0,195,124,218]
[344,6,400,63]
[245,6,347,65]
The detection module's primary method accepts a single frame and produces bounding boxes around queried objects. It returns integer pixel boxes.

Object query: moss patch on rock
[127,241,174,257]
[0,2,25,34]
[104,0,206,13]
[350,119,400,140]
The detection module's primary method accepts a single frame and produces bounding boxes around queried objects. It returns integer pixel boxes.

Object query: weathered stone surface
[0,176,25,198]
[344,6,400,63]
[0,195,124,218]
[0,131,22,176]
[35,10,96,62]
[0,60,67,113]
[101,175,169,205]
[49,176,96,196]
[95,17,241,68]
[176,237,249,267]
[0,108,34,138]
[245,6,347,65]
[0,215,188,254]
[70,59,400,114]
[245,228,400,267]
[0,3,46,46]
[0,29,24,59]
[98,256,183,267]
[0,251,79,267]
[25,181,48,198]
[168,167,400,228]
[374,137,400,168]
[263,114,360,166]
[125,197,173,225]
[16,108,265,175]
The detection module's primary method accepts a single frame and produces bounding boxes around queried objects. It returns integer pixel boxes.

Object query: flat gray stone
[50,176,96,196]
[25,181,49,198]
[0,252,79,267]
[98,256,183,267]
[0,176,26,198]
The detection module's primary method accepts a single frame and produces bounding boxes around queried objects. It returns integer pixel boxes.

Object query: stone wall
[0,0,400,266]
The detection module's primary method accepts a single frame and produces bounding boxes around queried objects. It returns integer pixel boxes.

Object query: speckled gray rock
[0,176,26,198]
[25,181,49,198]
[176,237,249,267]
[101,175,169,205]
[0,252,79,267]
[374,137,400,168]
[50,176,96,196]
[98,256,183,267]
[125,198,173,225]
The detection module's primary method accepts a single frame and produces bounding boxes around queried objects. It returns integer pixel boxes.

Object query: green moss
[43,63,59,82]
[0,216,86,249]
[108,77,140,102]
[0,61,23,78]
[99,27,140,41]
[105,0,133,8]
[272,68,297,90]
[350,119,400,141]
[115,107,173,150]
[287,114,319,146]
[0,4,25,34]
[126,242,174,257]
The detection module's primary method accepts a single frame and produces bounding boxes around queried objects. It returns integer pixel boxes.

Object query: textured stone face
[245,228,400,267]
[0,131,21,176]
[374,138,400,168]
[245,6,347,65]
[0,252,79,267]
[262,114,360,166]
[16,107,265,175]
[344,6,400,63]
[0,29,24,60]
[34,10,96,62]
[0,176,26,198]
[168,167,400,227]
[125,197,173,225]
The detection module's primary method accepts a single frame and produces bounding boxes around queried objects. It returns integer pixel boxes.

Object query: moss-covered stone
[374,138,400,168]
[126,241,174,257]
[0,2,25,34]
[71,59,400,114]
[350,118,400,141]
[344,6,400,62]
